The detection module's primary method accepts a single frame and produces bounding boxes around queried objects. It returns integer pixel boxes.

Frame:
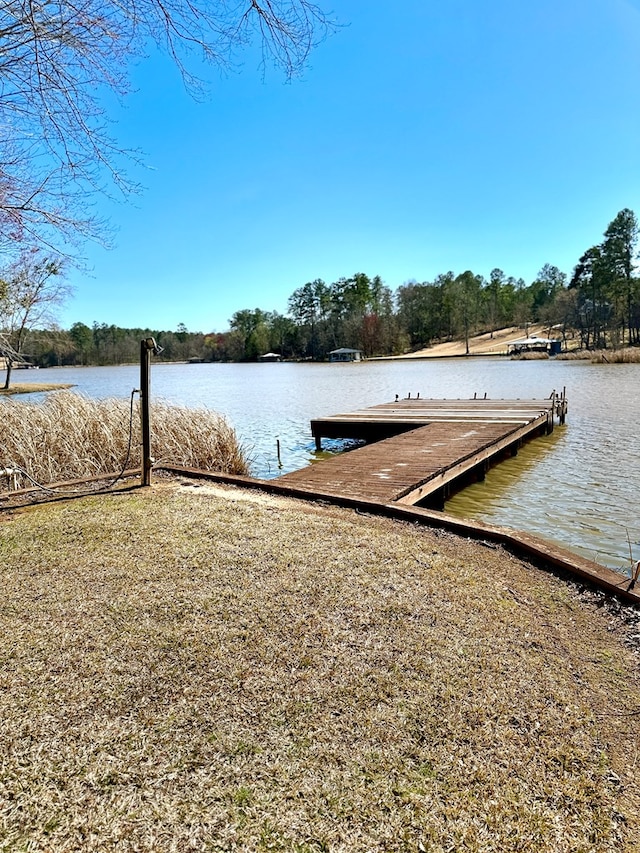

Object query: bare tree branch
[0,1,337,251]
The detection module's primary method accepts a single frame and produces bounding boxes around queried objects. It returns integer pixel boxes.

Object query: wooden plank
[395,415,548,505]
[321,403,551,412]
[281,396,560,508]
[280,418,545,504]
[313,415,534,425]
[310,397,556,444]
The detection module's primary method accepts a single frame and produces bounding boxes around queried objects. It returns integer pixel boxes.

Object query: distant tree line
[4,209,640,368]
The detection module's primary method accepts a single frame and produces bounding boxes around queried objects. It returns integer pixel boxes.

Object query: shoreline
[2,464,637,603]
[159,465,640,600]
[0,382,75,395]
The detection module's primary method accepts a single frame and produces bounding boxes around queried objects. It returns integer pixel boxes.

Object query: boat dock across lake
[276,391,568,510]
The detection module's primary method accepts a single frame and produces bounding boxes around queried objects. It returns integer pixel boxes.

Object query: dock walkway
[277,394,566,509]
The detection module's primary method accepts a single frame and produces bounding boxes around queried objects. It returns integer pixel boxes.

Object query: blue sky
[60,0,640,333]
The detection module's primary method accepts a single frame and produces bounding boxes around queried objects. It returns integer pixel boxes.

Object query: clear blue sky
[60,0,640,333]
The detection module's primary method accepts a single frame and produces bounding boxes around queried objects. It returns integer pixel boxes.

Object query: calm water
[3,358,639,573]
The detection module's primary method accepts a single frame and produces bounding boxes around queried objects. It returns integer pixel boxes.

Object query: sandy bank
[390,324,576,359]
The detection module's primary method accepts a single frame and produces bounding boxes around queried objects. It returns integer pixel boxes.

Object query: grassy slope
[1,481,639,852]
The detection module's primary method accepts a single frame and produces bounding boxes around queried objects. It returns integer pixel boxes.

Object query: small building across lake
[508,336,562,356]
[329,347,363,363]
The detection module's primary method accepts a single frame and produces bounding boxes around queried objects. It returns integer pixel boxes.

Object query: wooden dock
[277,393,567,509]
[161,391,640,603]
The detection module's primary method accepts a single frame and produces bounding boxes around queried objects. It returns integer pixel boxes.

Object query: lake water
[3,358,639,573]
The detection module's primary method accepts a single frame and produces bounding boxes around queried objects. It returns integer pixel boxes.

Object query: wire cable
[94,388,140,492]
[1,389,141,501]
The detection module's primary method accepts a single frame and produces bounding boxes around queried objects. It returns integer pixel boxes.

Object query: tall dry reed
[557,348,640,363]
[591,348,640,363]
[0,391,248,487]
[554,350,591,360]
[509,351,549,360]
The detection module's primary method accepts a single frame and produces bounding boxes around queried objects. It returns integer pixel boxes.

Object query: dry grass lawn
[1,480,639,852]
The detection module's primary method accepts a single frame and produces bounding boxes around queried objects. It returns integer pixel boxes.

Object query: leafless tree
[0,1,336,250]
[0,247,71,387]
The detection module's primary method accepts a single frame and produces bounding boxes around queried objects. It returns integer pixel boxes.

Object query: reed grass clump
[555,350,591,360]
[0,390,248,487]
[509,351,549,360]
[590,348,640,364]
[556,347,640,362]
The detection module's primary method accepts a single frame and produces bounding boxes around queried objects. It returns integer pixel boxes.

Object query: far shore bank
[392,324,577,360]
[0,382,74,396]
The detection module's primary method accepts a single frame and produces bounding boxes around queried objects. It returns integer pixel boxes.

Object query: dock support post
[547,391,556,434]
[315,435,322,451]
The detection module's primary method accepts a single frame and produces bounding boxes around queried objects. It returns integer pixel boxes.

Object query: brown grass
[556,348,640,363]
[399,326,581,360]
[0,391,248,487]
[590,349,640,364]
[509,351,549,361]
[555,351,592,361]
[0,480,638,852]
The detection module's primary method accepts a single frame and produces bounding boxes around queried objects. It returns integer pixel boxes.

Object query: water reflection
[3,358,639,573]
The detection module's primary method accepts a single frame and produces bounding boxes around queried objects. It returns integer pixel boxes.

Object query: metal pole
[140,339,152,487]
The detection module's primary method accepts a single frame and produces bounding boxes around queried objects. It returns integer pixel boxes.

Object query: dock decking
[277,393,566,509]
